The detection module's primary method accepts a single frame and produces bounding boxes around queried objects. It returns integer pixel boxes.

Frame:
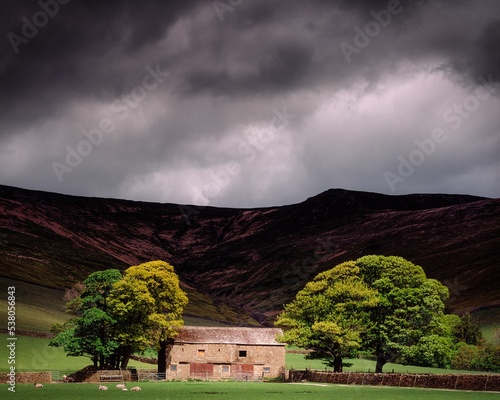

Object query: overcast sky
[1,0,499,207]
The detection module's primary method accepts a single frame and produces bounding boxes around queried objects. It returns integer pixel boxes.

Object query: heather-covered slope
[0,185,498,324]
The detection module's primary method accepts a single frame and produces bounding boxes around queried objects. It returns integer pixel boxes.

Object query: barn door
[190,363,214,379]
[232,364,254,380]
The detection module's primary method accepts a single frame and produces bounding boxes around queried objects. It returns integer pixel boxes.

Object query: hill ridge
[0,184,498,324]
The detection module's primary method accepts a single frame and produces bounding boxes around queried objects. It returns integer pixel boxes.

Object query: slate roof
[174,326,285,346]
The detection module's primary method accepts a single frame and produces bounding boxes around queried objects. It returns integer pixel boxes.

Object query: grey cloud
[0,0,499,206]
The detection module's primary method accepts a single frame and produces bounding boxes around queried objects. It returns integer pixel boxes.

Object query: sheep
[130,386,142,391]
[63,375,74,383]
[34,383,43,388]
[98,384,109,390]
[116,383,126,389]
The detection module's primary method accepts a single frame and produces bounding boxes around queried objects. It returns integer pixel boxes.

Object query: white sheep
[98,384,109,390]
[116,383,126,389]
[34,383,43,388]
[130,386,142,391]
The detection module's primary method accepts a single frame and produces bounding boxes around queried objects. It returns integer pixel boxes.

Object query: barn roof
[174,327,285,346]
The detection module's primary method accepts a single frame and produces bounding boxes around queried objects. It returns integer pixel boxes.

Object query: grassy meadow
[5,381,500,400]
[0,334,155,376]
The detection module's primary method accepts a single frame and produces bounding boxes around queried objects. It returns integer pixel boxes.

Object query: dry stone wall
[0,372,51,384]
[289,370,500,391]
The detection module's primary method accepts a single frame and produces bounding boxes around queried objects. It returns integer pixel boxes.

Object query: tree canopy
[50,260,188,372]
[275,261,379,371]
[108,260,188,372]
[50,269,122,368]
[276,255,456,372]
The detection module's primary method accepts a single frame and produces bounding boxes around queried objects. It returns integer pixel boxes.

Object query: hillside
[0,184,499,325]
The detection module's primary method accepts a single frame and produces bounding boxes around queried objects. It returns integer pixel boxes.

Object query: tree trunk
[120,347,131,369]
[333,356,343,372]
[375,352,387,373]
[158,340,167,374]
[158,338,175,375]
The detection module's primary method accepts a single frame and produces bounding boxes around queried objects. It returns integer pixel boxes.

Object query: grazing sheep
[34,383,43,388]
[116,383,126,389]
[130,386,142,391]
[98,384,108,390]
[63,375,74,383]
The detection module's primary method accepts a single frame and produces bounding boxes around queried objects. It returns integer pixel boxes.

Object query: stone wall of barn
[168,343,285,380]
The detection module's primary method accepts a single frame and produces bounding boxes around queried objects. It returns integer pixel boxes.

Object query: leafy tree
[276,255,456,372]
[50,269,122,368]
[275,261,379,371]
[402,334,455,368]
[453,312,483,345]
[355,255,454,372]
[108,260,188,373]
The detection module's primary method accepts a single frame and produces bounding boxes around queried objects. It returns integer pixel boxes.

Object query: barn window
[222,365,229,372]
[263,367,270,373]
[239,350,247,357]
[198,349,206,357]
[170,365,177,371]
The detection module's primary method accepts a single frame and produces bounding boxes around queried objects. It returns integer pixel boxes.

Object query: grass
[0,277,260,334]
[475,307,500,345]
[0,334,155,376]
[5,381,500,400]
[285,352,492,375]
[0,279,70,333]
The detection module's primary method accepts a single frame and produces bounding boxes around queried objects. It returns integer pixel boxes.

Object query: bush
[451,343,479,370]
[403,335,454,368]
[451,342,500,372]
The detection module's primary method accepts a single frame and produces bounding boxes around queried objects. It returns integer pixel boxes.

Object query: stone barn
[166,326,285,380]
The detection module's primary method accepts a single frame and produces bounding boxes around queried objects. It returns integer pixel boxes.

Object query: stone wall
[169,343,286,380]
[64,366,132,383]
[289,370,500,391]
[0,371,52,384]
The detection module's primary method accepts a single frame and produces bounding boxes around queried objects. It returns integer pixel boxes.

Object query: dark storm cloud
[0,0,499,206]
[0,0,198,136]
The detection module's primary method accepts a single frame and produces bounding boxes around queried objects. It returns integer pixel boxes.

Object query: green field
[285,352,493,375]
[4,381,500,400]
[0,334,155,376]
[0,278,260,333]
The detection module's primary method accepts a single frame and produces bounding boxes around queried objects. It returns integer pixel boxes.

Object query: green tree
[275,261,379,371]
[453,312,483,345]
[50,269,123,368]
[355,255,454,371]
[108,260,188,373]
[276,255,456,372]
